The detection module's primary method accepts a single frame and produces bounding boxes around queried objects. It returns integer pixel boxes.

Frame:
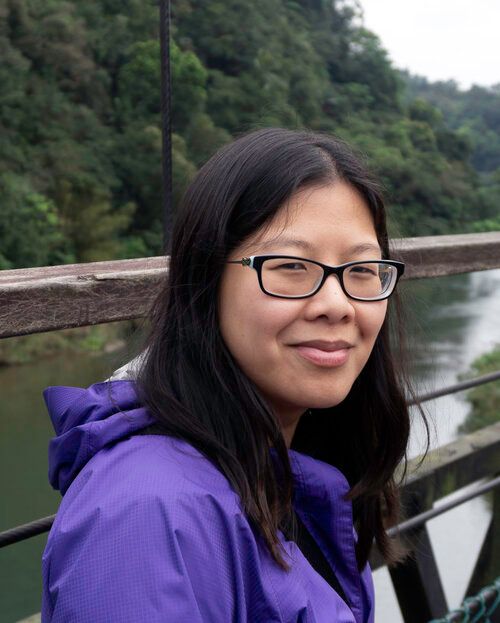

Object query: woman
[42,128,419,622]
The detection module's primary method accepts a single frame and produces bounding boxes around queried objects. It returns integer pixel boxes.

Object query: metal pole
[159,0,173,254]
[387,473,500,537]
[408,369,500,405]
[0,515,55,548]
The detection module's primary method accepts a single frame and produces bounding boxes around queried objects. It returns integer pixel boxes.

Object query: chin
[301,382,354,408]
[294,390,350,411]
[308,398,346,410]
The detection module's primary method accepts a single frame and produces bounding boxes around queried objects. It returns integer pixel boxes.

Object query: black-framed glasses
[226,255,405,301]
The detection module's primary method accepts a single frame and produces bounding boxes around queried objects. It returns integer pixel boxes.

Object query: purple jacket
[42,381,375,622]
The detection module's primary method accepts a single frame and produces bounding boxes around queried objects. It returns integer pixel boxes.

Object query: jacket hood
[43,381,155,495]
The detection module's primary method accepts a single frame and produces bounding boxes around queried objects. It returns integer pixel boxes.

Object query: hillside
[1,0,499,269]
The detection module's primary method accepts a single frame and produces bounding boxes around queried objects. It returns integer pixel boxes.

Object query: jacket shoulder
[43,436,282,622]
[61,433,244,518]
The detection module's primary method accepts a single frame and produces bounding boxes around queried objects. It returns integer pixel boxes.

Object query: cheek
[356,301,387,344]
[221,311,308,395]
[218,271,298,365]
[222,298,298,361]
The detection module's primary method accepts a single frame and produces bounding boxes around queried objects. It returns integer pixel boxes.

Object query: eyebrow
[254,237,381,256]
[255,237,314,252]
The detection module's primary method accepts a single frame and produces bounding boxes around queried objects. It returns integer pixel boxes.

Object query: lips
[292,340,353,352]
[291,340,353,367]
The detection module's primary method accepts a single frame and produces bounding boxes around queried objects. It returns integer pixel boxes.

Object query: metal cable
[2,371,499,547]
[408,370,500,405]
[159,0,173,254]
[0,515,55,548]
[387,474,500,537]
[3,473,500,548]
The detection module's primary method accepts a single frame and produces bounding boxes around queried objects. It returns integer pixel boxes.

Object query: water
[1,270,499,622]
[0,346,127,622]
[374,269,500,621]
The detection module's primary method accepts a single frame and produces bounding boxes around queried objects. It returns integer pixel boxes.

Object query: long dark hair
[137,127,424,571]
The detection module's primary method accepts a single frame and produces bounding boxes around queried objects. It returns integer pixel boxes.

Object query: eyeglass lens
[261,258,397,299]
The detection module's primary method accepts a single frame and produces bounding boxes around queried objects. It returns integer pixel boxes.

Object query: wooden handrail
[394,231,500,278]
[1,232,499,338]
[0,257,168,338]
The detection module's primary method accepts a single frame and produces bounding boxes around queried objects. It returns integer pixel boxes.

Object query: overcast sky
[360,0,500,90]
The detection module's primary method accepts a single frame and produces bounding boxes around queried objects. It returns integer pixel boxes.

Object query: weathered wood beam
[395,231,500,279]
[402,420,500,510]
[1,232,499,338]
[0,257,168,338]
[370,421,500,570]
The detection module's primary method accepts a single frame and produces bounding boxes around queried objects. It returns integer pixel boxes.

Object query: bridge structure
[0,230,499,622]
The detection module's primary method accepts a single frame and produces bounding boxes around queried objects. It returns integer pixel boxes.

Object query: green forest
[1,0,500,270]
[460,346,500,433]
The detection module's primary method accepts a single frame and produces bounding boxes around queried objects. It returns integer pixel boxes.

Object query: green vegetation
[403,74,500,233]
[0,323,131,366]
[459,346,500,434]
[1,0,499,272]
[403,75,500,174]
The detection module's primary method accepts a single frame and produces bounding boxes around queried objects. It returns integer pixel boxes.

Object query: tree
[55,181,135,262]
[0,173,70,268]
[1,0,498,268]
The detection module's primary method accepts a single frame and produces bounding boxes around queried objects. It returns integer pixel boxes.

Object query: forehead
[242,182,380,256]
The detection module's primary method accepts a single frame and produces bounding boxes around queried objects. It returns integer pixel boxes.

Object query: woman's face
[218,182,388,444]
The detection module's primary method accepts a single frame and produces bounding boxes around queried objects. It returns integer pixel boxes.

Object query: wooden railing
[1,232,499,339]
[2,231,500,623]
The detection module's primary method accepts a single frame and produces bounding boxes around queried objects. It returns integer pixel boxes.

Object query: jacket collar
[288,450,365,622]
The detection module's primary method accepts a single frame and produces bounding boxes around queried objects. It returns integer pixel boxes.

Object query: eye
[349,265,378,276]
[275,262,308,271]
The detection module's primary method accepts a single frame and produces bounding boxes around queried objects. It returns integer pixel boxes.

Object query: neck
[275,406,309,448]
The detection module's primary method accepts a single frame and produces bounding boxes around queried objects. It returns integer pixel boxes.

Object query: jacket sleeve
[42,484,280,622]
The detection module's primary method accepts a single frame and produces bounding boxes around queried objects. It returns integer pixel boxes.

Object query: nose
[303,273,355,322]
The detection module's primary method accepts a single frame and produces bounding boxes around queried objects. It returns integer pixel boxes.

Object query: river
[1,269,499,622]
[374,268,500,621]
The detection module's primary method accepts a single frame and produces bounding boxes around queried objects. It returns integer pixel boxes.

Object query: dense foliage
[1,0,499,268]
[459,346,500,433]
[403,73,500,233]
